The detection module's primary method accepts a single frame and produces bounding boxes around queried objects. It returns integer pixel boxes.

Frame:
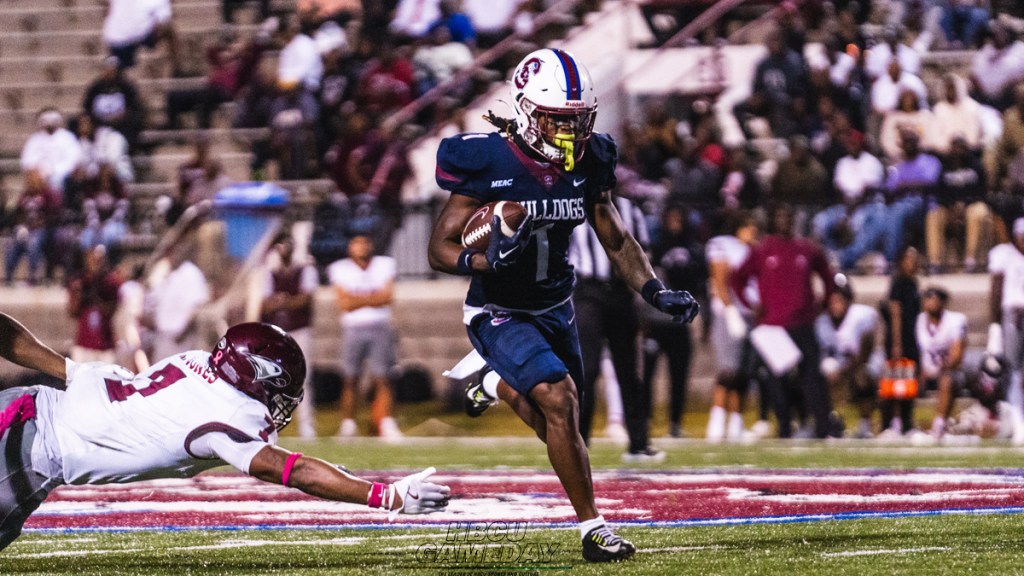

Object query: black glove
[654,289,700,323]
[485,213,534,271]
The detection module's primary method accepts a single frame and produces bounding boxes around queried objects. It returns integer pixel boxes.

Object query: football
[461,200,528,250]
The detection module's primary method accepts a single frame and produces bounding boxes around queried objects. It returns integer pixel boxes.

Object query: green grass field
[4,439,1024,575]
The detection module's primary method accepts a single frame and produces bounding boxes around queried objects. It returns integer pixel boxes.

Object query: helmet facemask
[517,97,596,171]
[268,387,303,429]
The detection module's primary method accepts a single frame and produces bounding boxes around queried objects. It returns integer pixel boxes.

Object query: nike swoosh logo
[498,247,518,259]
[568,314,575,325]
[408,490,419,499]
[573,178,587,187]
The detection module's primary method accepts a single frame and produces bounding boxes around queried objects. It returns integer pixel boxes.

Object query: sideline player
[427,49,699,562]
[916,287,968,439]
[0,314,449,550]
[987,217,1024,411]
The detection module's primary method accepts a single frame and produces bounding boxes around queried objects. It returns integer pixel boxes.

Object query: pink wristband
[281,452,303,486]
[367,482,387,509]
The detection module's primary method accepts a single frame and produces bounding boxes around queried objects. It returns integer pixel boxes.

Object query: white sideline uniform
[916,311,968,381]
[815,303,884,376]
[706,235,758,372]
[988,242,1024,408]
[31,352,276,485]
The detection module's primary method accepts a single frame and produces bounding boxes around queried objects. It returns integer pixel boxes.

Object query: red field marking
[25,470,1024,531]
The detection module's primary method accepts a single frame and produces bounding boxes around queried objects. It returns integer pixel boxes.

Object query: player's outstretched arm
[0,313,67,380]
[428,194,492,274]
[248,445,450,518]
[588,192,699,323]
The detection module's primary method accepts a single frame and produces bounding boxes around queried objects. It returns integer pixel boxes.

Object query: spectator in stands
[73,114,133,185]
[985,82,1024,191]
[917,286,968,439]
[719,145,763,211]
[870,59,928,116]
[735,28,807,138]
[3,170,60,286]
[865,24,922,81]
[82,58,146,151]
[316,23,360,145]
[815,277,883,438]
[390,0,441,40]
[67,245,123,364]
[970,21,1024,110]
[633,100,681,181]
[428,0,477,48]
[328,232,402,440]
[79,165,129,251]
[145,240,210,361]
[940,0,990,49]
[309,190,353,271]
[165,26,268,130]
[278,14,325,93]
[412,25,474,97]
[881,245,921,436]
[770,135,831,234]
[933,73,985,156]
[932,136,989,272]
[879,89,939,161]
[355,40,415,117]
[221,0,271,24]
[815,129,887,269]
[269,83,321,180]
[325,112,373,195]
[462,0,526,48]
[886,129,941,271]
[298,0,362,25]
[644,204,706,440]
[102,0,182,74]
[731,204,838,439]
[666,136,722,234]
[260,232,320,439]
[20,108,81,194]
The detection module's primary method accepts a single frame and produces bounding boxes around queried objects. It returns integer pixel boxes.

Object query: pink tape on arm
[367,482,387,509]
[281,452,303,486]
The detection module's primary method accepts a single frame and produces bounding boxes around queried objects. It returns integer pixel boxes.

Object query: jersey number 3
[105,364,187,402]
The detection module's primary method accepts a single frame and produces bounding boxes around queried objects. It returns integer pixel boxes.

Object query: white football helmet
[509,48,597,170]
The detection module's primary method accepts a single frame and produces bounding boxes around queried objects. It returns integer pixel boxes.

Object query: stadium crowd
[6,0,1024,449]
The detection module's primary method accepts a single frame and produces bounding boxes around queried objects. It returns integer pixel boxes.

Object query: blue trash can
[213,182,289,259]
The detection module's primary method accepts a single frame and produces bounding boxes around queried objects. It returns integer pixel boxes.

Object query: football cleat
[582,525,637,562]
[621,447,666,465]
[464,366,498,418]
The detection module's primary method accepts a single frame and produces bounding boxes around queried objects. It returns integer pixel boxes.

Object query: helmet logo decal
[515,57,542,90]
[249,354,285,387]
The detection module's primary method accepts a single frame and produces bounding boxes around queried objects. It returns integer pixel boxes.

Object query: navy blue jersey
[436,131,617,311]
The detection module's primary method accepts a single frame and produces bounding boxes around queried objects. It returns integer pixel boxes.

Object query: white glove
[987,323,1004,356]
[387,467,450,521]
[724,304,747,339]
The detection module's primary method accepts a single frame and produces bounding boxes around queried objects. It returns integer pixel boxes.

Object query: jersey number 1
[105,364,187,402]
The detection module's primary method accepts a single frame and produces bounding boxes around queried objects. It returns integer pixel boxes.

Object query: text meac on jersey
[523,198,585,222]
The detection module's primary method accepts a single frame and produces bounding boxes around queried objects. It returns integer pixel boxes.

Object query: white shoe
[876,427,903,442]
[621,447,666,464]
[603,421,629,445]
[298,424,316,439]
[378,417,403,442]
[749,420,772,438]
[338,418,358,438]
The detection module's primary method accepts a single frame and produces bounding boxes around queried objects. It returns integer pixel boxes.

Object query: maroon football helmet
[209,322,307,429]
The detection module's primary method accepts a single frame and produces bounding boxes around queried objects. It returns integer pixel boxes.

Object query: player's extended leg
[529,378,596,518]
[496,381,548,442]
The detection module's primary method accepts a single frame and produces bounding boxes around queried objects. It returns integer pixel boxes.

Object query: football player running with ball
[428,49,699,562]
[0,314,450,550]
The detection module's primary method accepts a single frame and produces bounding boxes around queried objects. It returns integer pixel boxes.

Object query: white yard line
[822,546,951,558]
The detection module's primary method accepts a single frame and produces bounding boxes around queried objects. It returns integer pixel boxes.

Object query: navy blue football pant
[467,300,584,399]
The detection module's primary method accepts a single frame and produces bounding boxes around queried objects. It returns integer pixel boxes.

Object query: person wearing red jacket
[731,204,838,438]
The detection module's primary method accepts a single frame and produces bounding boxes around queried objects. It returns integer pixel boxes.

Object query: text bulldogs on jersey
[524,198,586,222]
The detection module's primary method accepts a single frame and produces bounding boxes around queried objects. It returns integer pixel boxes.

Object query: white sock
[726,411,744,440]
[482,370,501,398]
[579,515,606,539]
[707,406,726,441]
[859,418,871,434]
[890,417,902,432]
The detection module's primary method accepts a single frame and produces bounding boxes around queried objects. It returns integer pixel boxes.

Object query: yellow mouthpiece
[553,134,575,171]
